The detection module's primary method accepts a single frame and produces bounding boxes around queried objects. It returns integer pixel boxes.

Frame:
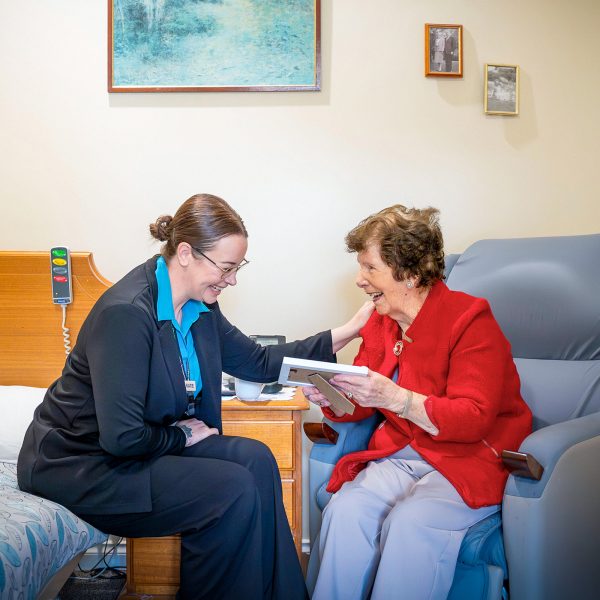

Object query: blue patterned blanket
[0,462,108,600]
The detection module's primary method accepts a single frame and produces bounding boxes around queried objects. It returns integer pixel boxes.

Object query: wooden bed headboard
[0,251,112,387]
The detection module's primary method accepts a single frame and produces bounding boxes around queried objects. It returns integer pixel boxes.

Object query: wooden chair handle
[303,422,339,445]
[501,450,544,480]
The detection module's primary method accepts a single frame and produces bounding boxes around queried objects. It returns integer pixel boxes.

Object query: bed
[0,251,112,600]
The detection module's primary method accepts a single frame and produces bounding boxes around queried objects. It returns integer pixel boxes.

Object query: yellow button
[52,258,67,266]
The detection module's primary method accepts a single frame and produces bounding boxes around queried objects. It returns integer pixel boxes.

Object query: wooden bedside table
[121,388,309,599]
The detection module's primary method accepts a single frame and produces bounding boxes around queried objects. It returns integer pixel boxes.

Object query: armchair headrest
[445,234,600,360]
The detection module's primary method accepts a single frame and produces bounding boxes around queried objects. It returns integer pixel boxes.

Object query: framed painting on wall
[425,24,462,77]
[484,64,520,115]
[108,0,321,92]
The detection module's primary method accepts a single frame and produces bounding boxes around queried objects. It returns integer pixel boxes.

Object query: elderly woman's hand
[330,370,404,412]
[302,385,346,417]
[330,371,438,434]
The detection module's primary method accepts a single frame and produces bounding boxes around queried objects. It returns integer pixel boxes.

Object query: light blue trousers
[312,448,499,600]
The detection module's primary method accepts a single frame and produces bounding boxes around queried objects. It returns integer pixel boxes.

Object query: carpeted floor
[58,569,126,600]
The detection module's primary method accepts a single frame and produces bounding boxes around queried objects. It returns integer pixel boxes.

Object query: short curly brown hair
[345,205,445,288]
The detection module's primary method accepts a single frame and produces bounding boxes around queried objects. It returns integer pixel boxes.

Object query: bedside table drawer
[222,420,294,469]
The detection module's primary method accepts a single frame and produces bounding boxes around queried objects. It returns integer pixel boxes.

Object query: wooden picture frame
[108,0,321,93]
[425,24,463,77]
[484,64,520,115]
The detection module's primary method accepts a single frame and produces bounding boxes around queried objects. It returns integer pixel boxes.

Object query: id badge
[185,380,196,393]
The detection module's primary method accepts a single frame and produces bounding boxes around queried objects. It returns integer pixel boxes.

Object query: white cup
[234,378,265,400]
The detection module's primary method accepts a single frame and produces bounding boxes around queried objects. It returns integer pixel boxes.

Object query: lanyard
[171,325,197,401]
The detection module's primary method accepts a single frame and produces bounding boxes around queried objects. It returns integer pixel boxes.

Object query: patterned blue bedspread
[0,462,108,599]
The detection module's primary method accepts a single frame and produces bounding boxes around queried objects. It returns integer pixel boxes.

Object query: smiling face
[355,243,415,323]
[184,234,248,304]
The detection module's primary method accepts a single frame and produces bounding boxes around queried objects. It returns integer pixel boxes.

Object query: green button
[52,249,67,257]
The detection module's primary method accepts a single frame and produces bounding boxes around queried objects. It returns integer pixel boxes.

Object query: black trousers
[80,435,307,600]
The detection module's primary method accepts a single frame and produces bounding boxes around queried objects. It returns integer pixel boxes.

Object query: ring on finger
[346,392,353,399]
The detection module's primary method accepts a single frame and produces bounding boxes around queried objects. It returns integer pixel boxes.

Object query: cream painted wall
[1,0,599,543]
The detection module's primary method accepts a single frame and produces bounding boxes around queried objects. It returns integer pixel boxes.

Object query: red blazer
[325,281,532,508]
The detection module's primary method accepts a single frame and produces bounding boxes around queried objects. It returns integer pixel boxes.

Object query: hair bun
[149,215,173,242]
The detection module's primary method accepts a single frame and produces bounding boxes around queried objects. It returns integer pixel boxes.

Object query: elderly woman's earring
[406,280,414,289]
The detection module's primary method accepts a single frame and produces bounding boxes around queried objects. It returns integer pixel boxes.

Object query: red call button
[53,275,67,283]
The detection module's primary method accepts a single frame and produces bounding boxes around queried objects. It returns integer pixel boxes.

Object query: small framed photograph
[484,64,520,115]
[425,24,463,77]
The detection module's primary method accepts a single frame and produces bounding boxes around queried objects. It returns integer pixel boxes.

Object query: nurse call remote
[50,247,72,304]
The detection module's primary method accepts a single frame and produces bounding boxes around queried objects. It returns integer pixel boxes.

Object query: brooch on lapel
[393,332,413,356]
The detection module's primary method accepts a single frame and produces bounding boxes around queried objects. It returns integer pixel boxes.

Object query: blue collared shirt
[155,256,209,399]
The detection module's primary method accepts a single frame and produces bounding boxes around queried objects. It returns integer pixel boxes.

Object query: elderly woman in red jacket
[305,205,532,600]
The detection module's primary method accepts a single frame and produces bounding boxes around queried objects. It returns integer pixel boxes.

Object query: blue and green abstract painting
[111,0,318,89]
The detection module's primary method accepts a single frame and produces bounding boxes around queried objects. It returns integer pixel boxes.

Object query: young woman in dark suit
[18,193,373,600]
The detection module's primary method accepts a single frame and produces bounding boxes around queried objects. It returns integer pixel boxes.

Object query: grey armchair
[305,234,600,600]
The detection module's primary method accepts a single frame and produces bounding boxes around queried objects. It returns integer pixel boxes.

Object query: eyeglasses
[192,247,250,278]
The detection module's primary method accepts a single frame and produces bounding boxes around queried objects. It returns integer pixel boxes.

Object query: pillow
[0,385,46,463]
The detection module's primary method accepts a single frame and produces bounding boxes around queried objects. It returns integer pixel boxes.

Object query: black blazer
[17,256,334,515]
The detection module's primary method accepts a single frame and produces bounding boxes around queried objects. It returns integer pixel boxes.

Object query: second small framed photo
[425,24,463,77]
[484,64,520,115]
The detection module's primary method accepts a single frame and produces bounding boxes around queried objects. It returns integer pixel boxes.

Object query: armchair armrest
[304,422,339,445]
[505,412,600,498]
[502,412,600,600]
